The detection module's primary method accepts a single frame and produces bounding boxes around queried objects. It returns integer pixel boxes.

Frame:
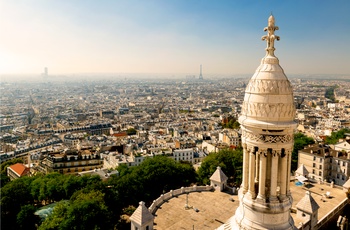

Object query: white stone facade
[173,148,194,163]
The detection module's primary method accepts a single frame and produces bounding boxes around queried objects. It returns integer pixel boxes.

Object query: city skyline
[1,0,350,77]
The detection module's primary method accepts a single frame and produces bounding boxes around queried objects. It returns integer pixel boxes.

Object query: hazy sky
[1,0,350,76]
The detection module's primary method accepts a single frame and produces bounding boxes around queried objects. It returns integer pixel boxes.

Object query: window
[313,156,316,161]
[343,162,346,167]
[320,158,322,163]
[313,169,315,174]
[319,171,322,176]
[313,163,316,167]
[330,159,332,163]
[319,165,322,169]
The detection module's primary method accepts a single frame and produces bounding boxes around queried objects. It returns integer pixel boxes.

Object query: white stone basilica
[218,15,297,230]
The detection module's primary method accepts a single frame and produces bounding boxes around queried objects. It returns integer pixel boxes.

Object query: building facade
[298,144,350,185]
[39,148,103,174]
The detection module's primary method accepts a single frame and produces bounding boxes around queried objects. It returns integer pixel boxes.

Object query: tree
[126,128,137,135]
[1,176,35,230]
[39,190,112,230]
[30,173,65,203]
[197,148,243,185]
[108,156,197,209]
[62,175,82,198]
[292,133,315,171]
[65,190,111,230]
[17,204,40,230]
[136,156,196,200]
[30,173,105,204]
[325,128,350,144]
[232,121,240,129]
[38,201,69,230]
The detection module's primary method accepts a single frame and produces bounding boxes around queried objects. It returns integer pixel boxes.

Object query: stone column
[257,150,267,199]
[248,149,256,197]
[255,152,260,182]
[280,151,288,198]
[242,144,249,193]
[286,150,292,194]
[270,150,278,200]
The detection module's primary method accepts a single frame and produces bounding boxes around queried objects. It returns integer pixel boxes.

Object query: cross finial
[261,15,280,56]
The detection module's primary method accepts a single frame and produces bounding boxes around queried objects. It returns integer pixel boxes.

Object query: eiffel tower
[198,64,203,80]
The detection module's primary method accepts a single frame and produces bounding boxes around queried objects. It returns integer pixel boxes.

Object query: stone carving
[243,131,293,144]
[261,14,280,56]
[260,58,279,64]
[259,150,268,157]
[246,145,257,153]
[241,101,295,119]
[285,149,292,156]
[245,79,292,94]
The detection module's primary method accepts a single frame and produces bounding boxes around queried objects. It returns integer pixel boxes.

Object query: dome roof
[239,15,296,129]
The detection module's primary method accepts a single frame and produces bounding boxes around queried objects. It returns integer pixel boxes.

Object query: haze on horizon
[1,0,350,77]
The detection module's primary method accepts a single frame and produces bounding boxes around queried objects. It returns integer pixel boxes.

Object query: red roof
[8,163,30,177]
[112,132,127,137]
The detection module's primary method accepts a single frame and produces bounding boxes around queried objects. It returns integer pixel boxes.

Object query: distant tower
[198,64,203,80]
[218,15,296,230]
[44,67,48,76]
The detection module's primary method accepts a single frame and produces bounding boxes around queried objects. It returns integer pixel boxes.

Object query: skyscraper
[218,15,297,230]
[42,67,48,77]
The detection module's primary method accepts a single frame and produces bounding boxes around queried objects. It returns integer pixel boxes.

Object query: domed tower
[218,15,296,230]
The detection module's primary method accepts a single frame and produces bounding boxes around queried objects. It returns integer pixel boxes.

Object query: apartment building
[39,148,103,174]
[7,163,30,180]
[218,129,241,147]
[173,148,194,163]
[298,144,350,185]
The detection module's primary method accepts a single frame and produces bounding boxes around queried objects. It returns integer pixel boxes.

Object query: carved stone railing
[148,185,214,215]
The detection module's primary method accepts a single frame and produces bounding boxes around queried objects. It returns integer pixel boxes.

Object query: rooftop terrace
[153,181,348,230]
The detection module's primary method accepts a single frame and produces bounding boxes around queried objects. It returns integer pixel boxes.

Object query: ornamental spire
[261,14,280,56]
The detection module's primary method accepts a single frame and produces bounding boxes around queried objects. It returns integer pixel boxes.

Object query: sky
[1,0,350,77]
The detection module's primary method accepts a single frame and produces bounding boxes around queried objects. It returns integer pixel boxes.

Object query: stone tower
[218,15,296,230]
[130,201,154,230]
